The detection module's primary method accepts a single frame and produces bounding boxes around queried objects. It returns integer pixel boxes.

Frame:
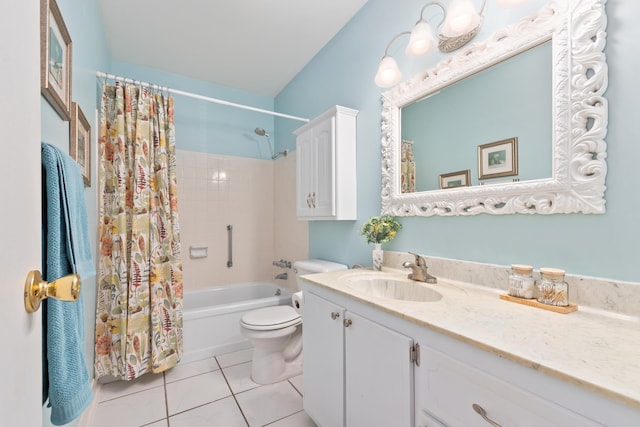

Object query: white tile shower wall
[176,150,276,291]
[274,152,309,291]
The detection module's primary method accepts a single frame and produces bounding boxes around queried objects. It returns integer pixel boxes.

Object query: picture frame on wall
[70,102,91,187]
[439,169,471,189]
[41,0,72,120]
[478,137,518,180]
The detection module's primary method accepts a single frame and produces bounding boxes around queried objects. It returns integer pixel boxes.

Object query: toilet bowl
[240,305,302,384]
[240,259,347,384]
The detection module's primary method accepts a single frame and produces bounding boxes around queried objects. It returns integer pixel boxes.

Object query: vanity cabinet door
[416,345,601,427]
[303,292,346,427]
[344,311,414,427]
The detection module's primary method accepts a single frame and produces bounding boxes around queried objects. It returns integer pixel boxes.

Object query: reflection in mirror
[401,41,552,192]
[381,0,608,216]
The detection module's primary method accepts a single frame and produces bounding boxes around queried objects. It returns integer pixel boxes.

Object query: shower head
[254,127,276,159]
[253,127,287,159]
[254,127,269,137]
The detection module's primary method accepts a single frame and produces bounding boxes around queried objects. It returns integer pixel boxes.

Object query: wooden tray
[500,294,578,314]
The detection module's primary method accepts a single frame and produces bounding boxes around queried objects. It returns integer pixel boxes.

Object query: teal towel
[41,142,94,425]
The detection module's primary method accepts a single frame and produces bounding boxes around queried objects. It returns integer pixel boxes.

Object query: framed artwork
[478,137,518,179]
[70,102,91,187]
[41,0,72,120]
[439,169,471,189]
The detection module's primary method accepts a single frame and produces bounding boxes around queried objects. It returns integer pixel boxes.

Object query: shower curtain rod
[96,71,309,123]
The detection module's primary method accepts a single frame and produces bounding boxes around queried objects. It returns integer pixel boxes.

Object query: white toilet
[240,259,347,384]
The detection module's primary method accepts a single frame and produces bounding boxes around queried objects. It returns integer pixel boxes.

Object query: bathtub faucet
[275,272,288,280]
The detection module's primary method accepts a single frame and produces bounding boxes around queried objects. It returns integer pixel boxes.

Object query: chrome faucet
[402,252,437,284]
[275,272,288,280]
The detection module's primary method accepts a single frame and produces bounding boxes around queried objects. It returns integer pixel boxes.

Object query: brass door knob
[24,270,81,313]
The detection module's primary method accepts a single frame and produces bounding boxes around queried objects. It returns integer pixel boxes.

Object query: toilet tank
[293,259,348,285]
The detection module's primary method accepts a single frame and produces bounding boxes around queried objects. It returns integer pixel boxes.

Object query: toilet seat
[240,305,301,331]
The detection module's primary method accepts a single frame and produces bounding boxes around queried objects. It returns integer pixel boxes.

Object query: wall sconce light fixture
[375,0,531,88]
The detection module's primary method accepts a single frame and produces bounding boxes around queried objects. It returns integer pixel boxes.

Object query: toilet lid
[241,305,301,331]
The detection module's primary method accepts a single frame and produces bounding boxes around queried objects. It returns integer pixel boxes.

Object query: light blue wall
[40,1,109,426]
[276,0,640,283]
[109,61,277,159]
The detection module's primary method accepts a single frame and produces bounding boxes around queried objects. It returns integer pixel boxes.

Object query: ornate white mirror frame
[380,0,608,216]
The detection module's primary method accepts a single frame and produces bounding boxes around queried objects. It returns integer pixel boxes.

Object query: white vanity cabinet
[294,105,358,220]
[302,291,414,427]
[302,277,639,427]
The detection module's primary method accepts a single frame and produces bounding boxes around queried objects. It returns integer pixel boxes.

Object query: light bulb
[442,0,481,37]
[406,20,435,57]
[374,56,402,88]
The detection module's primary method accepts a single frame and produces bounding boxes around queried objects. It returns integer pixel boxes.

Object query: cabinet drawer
[417,346,600,427]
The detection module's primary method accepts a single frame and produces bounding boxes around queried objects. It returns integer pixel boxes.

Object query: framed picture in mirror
[440,169,471,189]
[478,137,518,180]
[40,0,72,120]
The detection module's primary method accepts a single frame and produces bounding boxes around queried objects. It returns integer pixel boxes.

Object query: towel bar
[24,270,80,313]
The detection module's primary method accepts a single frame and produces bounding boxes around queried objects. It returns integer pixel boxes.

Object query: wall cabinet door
[344,311,414,427]
[295,128,318,217]
[303,292,345,427]
[312,116,335,216]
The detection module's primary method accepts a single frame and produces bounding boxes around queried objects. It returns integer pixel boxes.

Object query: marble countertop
[302,268,640,409]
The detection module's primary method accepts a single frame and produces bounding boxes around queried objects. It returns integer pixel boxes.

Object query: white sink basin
[341,274,442,302]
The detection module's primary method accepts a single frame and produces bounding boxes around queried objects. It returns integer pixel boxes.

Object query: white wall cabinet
[302,292,414,427]
[294,105,358,220]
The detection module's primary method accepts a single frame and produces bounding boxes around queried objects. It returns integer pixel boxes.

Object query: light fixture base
[437,22,482,53]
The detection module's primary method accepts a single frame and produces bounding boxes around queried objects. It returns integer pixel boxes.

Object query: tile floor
[92,348,318,427]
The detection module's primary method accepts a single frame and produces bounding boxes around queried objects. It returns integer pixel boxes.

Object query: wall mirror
[380,0,608,216]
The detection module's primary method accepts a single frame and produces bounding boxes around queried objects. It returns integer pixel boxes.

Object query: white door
[0,1,43,426]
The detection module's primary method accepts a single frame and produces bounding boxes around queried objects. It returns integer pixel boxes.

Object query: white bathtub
[182,282,292,364]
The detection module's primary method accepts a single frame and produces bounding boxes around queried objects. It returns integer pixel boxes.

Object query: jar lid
[540,267,565,279]
[511,264,533,274]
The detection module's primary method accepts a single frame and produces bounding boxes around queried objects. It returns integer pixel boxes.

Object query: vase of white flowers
[361,216,402,271]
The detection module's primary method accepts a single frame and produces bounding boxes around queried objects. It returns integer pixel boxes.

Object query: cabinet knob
[472,404,502,427]
[343,318,352,327]
[330,311,340,320]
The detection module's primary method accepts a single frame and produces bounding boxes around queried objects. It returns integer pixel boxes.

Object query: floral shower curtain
[95,81,184,380]
[401,140,416,193]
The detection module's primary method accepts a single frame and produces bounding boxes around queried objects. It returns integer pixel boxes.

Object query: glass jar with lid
[537,268,568,306]
[508,264,535,299]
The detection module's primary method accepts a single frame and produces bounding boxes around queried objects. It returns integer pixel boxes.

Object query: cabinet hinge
[410,342,420,366]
